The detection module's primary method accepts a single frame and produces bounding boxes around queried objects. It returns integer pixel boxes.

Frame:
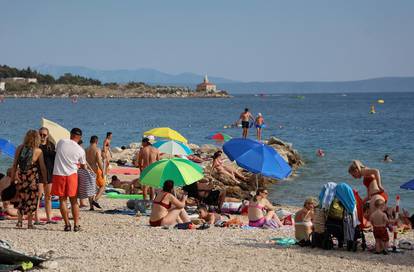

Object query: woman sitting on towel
[212,151,247,184]
[348,160,388,214]
[295,197,317,244]
[149,180,191,227]
[248,188,283,228]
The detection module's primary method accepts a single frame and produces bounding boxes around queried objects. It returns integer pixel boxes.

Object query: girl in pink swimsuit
[248,188,283,228]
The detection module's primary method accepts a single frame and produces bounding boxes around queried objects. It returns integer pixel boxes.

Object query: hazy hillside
[34,64,236,85]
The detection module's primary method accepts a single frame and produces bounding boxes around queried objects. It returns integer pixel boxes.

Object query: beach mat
[0,240,46,266]
[106,192,143,200]
[109,167,140,176]
[102,209,137,216]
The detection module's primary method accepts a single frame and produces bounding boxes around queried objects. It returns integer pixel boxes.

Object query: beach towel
[77,169,97,199]
[263,218,282,230]
[335,183,356,214]
[102,209,137,216]
[319,182,337,210]
[270,237,297,246]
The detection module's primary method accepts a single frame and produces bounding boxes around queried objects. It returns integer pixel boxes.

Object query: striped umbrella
[153,140,193,156]
[207,132,232,142]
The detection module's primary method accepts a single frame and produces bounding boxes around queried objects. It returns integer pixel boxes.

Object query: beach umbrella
[153,140,193,156]
[0,138,16,158]
[400,179,414,190]
[41,118,70,145]
[140,158,203,188]
[223,138,292,180]
[207,132,232,142]
[143,127,187,143]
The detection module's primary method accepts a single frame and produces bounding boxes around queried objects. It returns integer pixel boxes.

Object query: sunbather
[149,180,191,227]
[295,197,317,243]
[212,151,247,184]
[248,188,282,228]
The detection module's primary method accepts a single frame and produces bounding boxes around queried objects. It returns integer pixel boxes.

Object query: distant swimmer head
[244,108,249,112]
[316,149,325,157]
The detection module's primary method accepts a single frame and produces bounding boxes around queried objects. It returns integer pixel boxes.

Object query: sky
[1,0,413,82]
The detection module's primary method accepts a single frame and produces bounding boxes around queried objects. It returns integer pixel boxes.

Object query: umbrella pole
[255,174,259,191]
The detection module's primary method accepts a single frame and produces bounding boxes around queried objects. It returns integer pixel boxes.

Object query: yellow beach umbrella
[143,127,188,143]
[41,118,70,145]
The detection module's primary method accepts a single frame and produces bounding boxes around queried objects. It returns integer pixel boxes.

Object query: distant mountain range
[33,64,236,85]
[33,64,414,93]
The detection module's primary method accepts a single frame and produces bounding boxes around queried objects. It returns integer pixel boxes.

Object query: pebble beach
[2,198,413,272]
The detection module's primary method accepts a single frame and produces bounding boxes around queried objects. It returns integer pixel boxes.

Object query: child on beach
[197,204,228,225]
[369,199,393,254]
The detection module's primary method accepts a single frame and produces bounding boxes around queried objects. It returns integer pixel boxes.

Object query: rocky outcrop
[110,137,303,199]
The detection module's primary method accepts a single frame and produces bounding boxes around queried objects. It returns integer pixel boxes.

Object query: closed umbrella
[143,127,187,143]
[0,139,16,158]
[140,158,203,188]
[223,138,291,180]
[153,140,193,156]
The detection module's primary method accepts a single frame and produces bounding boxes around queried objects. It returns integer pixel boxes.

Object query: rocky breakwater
[110,137,303,199]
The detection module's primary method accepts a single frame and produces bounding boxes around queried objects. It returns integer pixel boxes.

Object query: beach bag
[313,208,326,233]
[328,198,344,220]
[1,182,17,202]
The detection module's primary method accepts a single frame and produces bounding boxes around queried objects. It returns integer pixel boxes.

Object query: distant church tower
[196,74,217,92]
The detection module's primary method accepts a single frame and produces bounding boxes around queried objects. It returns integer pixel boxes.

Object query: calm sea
[0,93,413,211]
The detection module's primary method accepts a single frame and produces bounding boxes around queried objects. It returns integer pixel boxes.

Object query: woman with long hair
[348,160,387,214]
[149,180,190,227]
[36,127,56,224]
[248,188,283,228]
[212,151,246,184]
[10,130,47,229]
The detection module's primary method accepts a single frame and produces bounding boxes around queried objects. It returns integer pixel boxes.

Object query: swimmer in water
[383,154,392,163]
[317,149,325,157]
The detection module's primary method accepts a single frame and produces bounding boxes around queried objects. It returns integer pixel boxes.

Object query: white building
[0,82,5,91]
[196,75,217,92]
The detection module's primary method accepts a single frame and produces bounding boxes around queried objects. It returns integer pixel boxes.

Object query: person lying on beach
[109,175,137,194]
[348,160,388,215]
[183,181,240,211]
[295,197,318,244]
[149,180,191,227]
[197,204,230,225]
[248,188,283,228]
[212,151,247,184]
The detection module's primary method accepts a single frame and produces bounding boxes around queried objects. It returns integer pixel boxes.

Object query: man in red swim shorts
[51,128,86,232]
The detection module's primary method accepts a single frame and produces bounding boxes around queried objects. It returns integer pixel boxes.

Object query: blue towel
[335,182,356,213]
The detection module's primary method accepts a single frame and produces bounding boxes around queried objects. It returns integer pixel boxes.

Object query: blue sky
[1,0,413,81]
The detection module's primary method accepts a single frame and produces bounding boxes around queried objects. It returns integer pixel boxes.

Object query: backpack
[328,198,344,220]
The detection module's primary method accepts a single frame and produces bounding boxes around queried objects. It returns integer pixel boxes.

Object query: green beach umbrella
[140,158,204,188]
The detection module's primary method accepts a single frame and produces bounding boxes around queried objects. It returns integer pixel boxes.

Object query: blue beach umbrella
[0,138,16,158]
[400,179,414,190]
[223,138,292,179]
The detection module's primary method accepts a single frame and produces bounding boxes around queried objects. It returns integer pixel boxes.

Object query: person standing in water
[238,108,254,139]
[255,113,264,141]
[102,132,112,177]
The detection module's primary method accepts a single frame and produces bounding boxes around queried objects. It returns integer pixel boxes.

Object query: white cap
[258,113,262,116]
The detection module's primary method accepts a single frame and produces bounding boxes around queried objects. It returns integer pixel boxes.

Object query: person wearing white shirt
[51,128,86,232]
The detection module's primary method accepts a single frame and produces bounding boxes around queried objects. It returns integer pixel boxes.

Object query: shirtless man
[86,135,105,209]
[238,108,255,138]
[135,137,160,200]
[102,132,112,176]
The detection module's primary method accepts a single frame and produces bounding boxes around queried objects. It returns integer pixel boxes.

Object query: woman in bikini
[149,180,191,227]
[102,132,112,176]
[212,151,247,184]
[248,188,283,228]
[10,130,47,229]
[348,160,388,215]
[295,197,317,243]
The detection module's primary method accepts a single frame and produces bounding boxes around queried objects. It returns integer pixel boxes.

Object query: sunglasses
[262,192,269,195]
[40,133,48,137]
